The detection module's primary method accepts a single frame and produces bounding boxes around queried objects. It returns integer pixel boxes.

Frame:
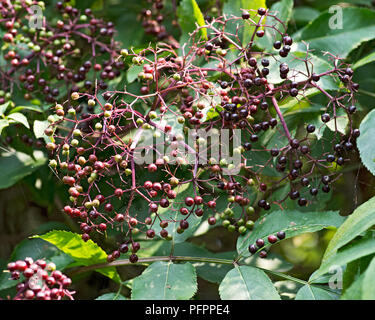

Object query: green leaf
[322,196,375,263]
[292,7,320,24]
[341,273,365,299]
[353,51,375,69]
[0,119,9,135]
[95,293,127,300]
[294,7,375,58]
[357,108,375,176]
[7,112,30,129]
[34,230,121,283]
[152,182,202,244]
[295,285,338,300]
[219,265,280,300]
[362,256,375,299]
[0,150,46,189]
[131,261,197,300]
[237,210,344,257]
[177,0,207,47]
[0,102,10,116]
[10,105,43,114]
[310,236,375,282]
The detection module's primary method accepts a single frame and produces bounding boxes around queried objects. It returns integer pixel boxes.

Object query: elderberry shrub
[5,258,74,300]
[47,9,360,262]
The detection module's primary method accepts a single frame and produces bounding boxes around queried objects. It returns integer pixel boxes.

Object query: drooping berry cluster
[47,8,360,262]
[4,258,74,300]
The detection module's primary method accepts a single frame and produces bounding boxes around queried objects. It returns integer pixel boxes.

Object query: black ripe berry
[242,11,250,19]
[277,231,286,240]
[306,124,316,133]
[321,113,331,123]
[258,8,266,15]
[256,238,265,248]
[290,139,300,149]
[243,142,252,151]
[298,198,307,206]
[290,88,298,97]
[348,106,357,114]
[322,175,331,185]
[310,188,318,196]
[326,154,335,162]
[273,41,282,50]
[249,244,257,254]
[311,73,320,82]
[322,185,331,193]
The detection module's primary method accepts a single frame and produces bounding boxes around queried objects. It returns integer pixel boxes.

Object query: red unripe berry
[104,203,113,212]
[207,201,216,208]
[268,235,278,244]
[114,188,123,197]
[180,220,189,229]
[152,182,162,191]
[208,216,216,225]
[180,207,189,215]
[147,229,156,238]
[23,268,34,278]
[167,190,177,199]
[185,197,194,206]
[194,196,203,205]
[99,223,107,231]
[148,163,157,172]
[15,260,27,271]
[144,181,153,189]
[115,214,125,222]
[52,270,63,280]
[195,208,204,217]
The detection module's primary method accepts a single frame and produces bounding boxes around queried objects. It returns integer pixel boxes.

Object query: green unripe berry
[149,111,158,119]
[73,129,81,137]
[88,99,96,107]
[95,122,103,130]
[47,115,55,123]
[71,92,80,100]
[222,220,231,228]
[92,199,100,207]
[49,159,57,168]
[238,226,247,234]
[245,220,254,230]
[246,206,255,215]
[120,49,129,57]
[237,218,245,226]
[68,108,76,116]
[71,139,79,147]
[227,225,236,232]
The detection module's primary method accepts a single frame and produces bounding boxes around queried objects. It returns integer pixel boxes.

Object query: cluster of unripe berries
[5,258,74,300]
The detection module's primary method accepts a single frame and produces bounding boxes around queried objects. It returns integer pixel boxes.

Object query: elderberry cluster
[4,258,74,300]
[0,0,121,106]
[47,8,360,262]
